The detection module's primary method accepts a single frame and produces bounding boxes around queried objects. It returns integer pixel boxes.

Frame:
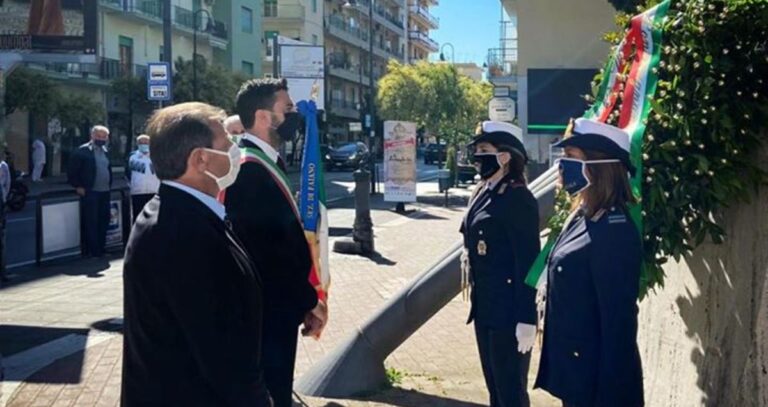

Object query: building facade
[259,0,325,77]
[323,0,410,144]
[6,0,261,176]
[407,0,438,62]
[496,0,617,163]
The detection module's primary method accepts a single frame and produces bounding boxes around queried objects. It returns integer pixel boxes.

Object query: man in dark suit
[223,78,326,407]
[121,102,271,407]
[67,125,113,257]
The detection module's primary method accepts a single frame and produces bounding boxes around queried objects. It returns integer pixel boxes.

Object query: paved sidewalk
[1,181,558,407]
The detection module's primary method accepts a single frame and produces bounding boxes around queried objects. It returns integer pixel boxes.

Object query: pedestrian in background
[460,121,540,407]
[224,115,245,136]
[0,151,10,285]
[122,102,271,406]
[535,118,644,407]
[224,78,325,407]
[31,137,46,182]
[67,125,113,258]
[126,134,159,222]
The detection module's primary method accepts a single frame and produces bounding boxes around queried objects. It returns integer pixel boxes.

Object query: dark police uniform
[535,207,644,407]
[460,172,540,407]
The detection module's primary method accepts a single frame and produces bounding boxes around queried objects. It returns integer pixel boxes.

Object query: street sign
[488,97,516,122]
[349,122,362,132]
[365,114,372,129]
[493,86,510,98]
[147,62,171,101]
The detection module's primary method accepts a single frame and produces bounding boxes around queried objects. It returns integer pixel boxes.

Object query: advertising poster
[105,200,123,248]
[383,121,417,203]
[0,0,97,53]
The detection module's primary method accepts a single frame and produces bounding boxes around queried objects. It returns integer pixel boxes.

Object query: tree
[377,61,492,165]
[172,56,252,112]
[54,94,105,131]
[5,67,60,117]
[111,76,155,115]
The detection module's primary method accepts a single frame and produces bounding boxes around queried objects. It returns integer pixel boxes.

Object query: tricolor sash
[241,146,301,221]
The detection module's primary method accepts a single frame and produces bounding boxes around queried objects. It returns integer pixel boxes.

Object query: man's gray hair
[223,115,244,134]
[91,125,110,136]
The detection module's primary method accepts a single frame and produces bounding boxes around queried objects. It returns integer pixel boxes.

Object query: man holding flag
[223,78,328,407]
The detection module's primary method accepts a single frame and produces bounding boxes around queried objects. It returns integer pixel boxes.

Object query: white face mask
[203,142,242,191]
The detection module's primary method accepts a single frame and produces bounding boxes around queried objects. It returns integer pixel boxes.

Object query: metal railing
[263,4,306,19]
[408,30,438,51]
[486,47,518,78]
[326,15,370,43]
[408,5,439,28]
[99,0,227,40]
[374,6,404,29]
[30,58,148,82]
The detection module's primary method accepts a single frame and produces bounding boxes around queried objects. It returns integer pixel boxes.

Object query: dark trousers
[131,194,154,223]
[82,191,110,257]
[262,317,300,407]
[0,202,6,282]
[474,323,531,407]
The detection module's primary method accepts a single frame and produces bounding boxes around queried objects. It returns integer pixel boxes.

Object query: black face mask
[473,153,501,180]
[275,112,302,142]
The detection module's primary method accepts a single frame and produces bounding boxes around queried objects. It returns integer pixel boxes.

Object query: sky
[429,0,509,67]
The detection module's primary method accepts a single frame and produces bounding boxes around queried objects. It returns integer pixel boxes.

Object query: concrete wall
[638,143,768,406]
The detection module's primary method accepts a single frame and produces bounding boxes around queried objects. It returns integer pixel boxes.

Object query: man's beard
[268,128,282,148]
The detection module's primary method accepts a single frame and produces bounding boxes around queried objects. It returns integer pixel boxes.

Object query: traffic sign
[488,97,516,122]
[349,122,362,132]
[147,62,171,101]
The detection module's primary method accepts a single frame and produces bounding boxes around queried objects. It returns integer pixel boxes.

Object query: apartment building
[324,0,408,143]
[260,0,325,77]
[406,0,438,62]
[6,0,261,175]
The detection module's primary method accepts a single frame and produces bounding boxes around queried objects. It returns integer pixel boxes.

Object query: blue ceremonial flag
[298,99,329,302]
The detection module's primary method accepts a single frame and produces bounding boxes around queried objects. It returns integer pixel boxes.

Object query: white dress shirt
[162,181,226,221]
[243,133,279,163]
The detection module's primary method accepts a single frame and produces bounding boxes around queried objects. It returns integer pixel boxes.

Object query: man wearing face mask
[223,78,326,407]
[126,134,160,223]
[67,125,113,257]
[122,102,271,407]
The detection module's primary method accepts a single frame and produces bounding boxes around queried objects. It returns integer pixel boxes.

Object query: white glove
[516,323,536,354]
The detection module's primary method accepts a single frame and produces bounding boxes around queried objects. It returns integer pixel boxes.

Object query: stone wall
[638,144,768,406]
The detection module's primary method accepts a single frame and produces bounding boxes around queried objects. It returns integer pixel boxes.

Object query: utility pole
[162,0,173,105]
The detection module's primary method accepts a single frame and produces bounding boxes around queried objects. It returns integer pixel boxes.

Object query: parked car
[326,142,370,171]
[456,147,478,184]
[424,143,447,165]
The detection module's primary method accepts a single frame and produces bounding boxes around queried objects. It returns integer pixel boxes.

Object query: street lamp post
[439,42,455,64]
[193,9,212,101]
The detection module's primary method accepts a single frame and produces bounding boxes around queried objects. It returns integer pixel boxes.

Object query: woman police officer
[460,121,540,407]
[534,118,644,407]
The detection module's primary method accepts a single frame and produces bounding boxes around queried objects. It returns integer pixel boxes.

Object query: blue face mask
[558,158,620,196]
[138,144,150,154]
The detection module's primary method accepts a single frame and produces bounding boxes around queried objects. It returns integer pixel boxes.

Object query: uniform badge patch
[477,240,488,256]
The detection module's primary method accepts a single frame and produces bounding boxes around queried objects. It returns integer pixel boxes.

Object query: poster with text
[384,121,417,203]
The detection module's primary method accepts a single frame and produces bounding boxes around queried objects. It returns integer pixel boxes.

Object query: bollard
[333,169,375,255]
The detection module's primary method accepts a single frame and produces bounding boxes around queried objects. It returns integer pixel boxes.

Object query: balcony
[330,98,361,120]
[408,30,438,52]
[328,53,371,84]
[486,47,518,79]
[373,40,404,61]
[263,4,306,21]
[99,0,228,43]
[29,57,149,83]
[408,5,438,29]
[326,14,369,49]
[374,6,405,34]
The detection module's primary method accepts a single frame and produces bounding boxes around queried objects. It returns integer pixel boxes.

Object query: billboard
[278,36,325,110]
[0,0,98,54]
[383,121,417,203]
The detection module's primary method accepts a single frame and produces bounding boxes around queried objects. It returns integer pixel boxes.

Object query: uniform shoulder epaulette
[591,207,627,224]
[497,180,525,195]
